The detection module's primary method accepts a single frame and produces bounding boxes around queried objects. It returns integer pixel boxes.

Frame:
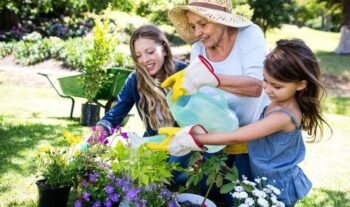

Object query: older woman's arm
[217,74,263,97]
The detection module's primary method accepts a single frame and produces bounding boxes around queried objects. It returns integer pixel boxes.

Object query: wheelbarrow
[38,67,133,120]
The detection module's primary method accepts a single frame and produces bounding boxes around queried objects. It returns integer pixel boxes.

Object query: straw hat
[168,0,253,43]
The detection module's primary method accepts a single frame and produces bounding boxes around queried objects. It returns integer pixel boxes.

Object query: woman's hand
[161,55,219,102]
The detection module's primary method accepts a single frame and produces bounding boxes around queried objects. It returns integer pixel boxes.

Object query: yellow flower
[38,144,53,153]
[60,155,69,166]
[64,131,82,145]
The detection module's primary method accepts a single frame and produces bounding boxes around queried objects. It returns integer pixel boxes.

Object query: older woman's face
[186,11,226,48]
[134,38,166,77]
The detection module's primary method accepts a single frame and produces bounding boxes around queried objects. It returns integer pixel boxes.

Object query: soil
[0,54,349,97]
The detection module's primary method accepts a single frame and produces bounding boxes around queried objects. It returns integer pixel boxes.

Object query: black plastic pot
[36,179,71,207]
[80,102,100,126]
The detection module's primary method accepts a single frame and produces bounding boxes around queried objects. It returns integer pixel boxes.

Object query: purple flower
[82,191,91,201]
[97,135,104,142]
[103,139,109,145]
[86,136,93,143]
[81,181,88,188]
[74,200,82,207]
[108,173,115,180]
[109,193,120,202]
[104,200,112,207]
[169,200,177,207]
[105,185,114,194]
[92,201,101,207]
[89,173,97,182]
[92,125,97,132]
[160,188,172,198]
[126,189,138,200]
[110,127,116,135]
[121,132,128,139]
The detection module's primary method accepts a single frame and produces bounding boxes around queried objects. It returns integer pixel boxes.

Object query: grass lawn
[1,24,350,206]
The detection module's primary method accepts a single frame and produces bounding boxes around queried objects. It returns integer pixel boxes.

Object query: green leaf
[240,181,255,192]
[216,174,223,188]
[220,183,235,194]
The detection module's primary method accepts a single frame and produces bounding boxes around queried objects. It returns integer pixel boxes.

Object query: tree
[248,0,292,35]
[335,0,350,54]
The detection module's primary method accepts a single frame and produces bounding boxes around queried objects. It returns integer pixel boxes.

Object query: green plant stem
[201,178,215,206]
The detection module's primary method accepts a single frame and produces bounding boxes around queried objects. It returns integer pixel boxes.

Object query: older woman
[161,0,270,194]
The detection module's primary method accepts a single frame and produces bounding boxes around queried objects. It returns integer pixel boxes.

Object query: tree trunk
[335,0,350,54]
[0,8,20,30]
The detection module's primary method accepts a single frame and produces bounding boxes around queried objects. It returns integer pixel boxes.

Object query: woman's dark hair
[264,39,331,141]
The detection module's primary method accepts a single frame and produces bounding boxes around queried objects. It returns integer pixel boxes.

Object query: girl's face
[134,38,166,77]
[263,70,307,104]
[186,12,226,48]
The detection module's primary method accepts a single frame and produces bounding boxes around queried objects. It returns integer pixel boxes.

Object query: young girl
[165,39,331,206]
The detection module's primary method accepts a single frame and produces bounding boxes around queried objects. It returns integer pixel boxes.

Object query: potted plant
[179,152,284,207]
[35,131,83,207]
[80,6,118,126]
[74,129,180,206]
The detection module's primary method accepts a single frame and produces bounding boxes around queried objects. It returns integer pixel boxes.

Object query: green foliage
[248,0,292,34]
[58,37,92,69]
[108,142,178,186]
[13,32,52,65]
[81,7,118,102]
[37,147,75,188]
[234,3,254,20]
[0,42,14,58]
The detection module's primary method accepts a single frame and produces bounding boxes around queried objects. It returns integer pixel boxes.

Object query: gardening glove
[168,125,208,156]
[161,55,220,102]
[146,127,182,151]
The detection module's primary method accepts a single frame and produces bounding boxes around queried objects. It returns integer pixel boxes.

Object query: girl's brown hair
[129,24,175,130]
[264,39,331,142]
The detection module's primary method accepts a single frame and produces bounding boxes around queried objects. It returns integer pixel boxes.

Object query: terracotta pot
[36,179,71,207]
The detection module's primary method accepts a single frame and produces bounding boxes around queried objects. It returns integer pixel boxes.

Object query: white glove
[162,55,220,102]
[168,125,208,156]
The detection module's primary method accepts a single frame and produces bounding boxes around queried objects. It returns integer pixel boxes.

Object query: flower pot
[176,193,216,207]
[36,179,71,207]
[80,102,100,126]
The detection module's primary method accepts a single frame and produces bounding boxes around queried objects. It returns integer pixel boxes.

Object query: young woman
[166,39,332,206]
[96,24,186,137]
[95,25,189,184]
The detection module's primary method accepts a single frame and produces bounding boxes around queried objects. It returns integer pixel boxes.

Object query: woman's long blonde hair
[129,24,175,130]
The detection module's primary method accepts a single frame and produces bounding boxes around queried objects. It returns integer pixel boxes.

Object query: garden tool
[161,55,219,102]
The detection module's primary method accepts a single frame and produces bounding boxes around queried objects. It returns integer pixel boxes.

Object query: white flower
[272,202,285,207]
[267,184,281,195]
[238,204,249,207]
[254,177,261,184]
[257,197,269,207]
[243,179,257,187]
[252,189,267,198]
[238,191,248,199]
[232,192,242,199]
[245,197,255,206]
[235,186,244,192]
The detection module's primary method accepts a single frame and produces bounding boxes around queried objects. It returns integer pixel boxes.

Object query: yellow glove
[161,55,219,102]
[146,127,181,151]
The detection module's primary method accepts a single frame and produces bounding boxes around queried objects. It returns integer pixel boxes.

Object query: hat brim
[169,5,253,43]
